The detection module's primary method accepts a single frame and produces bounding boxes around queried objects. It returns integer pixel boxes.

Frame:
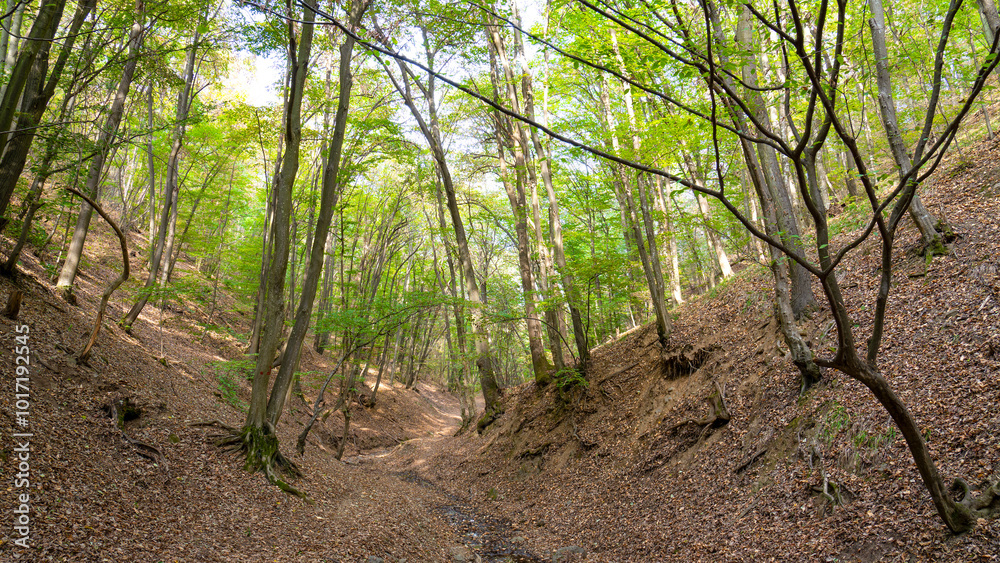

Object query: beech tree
[316,0,1000,531]
[55,0,148,301]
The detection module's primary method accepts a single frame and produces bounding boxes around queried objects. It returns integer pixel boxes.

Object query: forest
[1,0,999,560]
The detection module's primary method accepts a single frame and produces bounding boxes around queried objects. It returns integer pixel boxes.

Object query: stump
[3,290,22,320]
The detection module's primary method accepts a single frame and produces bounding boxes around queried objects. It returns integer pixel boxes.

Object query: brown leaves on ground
[0,226,467,561]
[392,138,1000,561]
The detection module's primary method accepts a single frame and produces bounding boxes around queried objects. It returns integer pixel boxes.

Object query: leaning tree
[319,0,1000,532]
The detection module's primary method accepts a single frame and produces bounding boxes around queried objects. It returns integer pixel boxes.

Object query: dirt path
[348,383,547,563]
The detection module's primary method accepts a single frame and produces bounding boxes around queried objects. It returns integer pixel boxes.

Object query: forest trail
[345,382,460,464]
[346,384,550,563]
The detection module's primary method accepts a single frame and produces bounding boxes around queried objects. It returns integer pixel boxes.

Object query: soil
[1,132,999,562]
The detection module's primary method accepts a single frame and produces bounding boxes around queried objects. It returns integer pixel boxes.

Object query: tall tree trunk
[433,181,475,427]
[245,0,315,439]
[1,70,82,274]
[728,4,821,388]
[0,0,65,157]
[652,177,684,304]
[486,21,550,385]
[598,74,672,347]
[0,0,26,80]
[379,29,501,416]
[0,0,92,226]
[121,25,202,328]
[146,83,157,239]
[683,153,734,280]
[55,2,146,299]
[265,0,366,426]
[313,236,335,353]
[369,335,392,406]
[731,5,817,317]
[868,0,945,253]
[519,1,590,370]
[977,0,1000,44]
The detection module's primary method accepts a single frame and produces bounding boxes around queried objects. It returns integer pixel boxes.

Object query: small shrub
[216,372,247,411]
[821,402,851,444]
[205,357,254,411]
[554,367,588,393]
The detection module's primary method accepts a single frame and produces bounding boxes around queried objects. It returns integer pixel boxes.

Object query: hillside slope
[390,140,1000,561]
[0,221,479,561]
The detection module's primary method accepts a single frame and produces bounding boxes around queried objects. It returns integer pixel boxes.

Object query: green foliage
[206,358,254,411]
[553,367,588,393]
[215,371,247,411]
[852,425,898,453]
[3,217,47,247]
[821,402,851,445]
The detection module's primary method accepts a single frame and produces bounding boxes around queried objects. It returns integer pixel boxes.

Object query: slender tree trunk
[55,2,145,299]
[380,31,500,416]
[683,153,734,280]
[265,0,366,426]
[868,0,945,253]
[977,0,1000,44]
[486,22,550,385]
[652,177,684,304]
[122,25,201,327]
[146,84,157,239]
[598,74,672,346]
[731,5,817,317]
[0,0,65,157]
[313,236,335,353]
[369,335,392,406]
[0,0,92,226]
[1,77,81,274]
[166,165,219,282]
[246,0,315,438]
[518,3,590,370]
[0,0,26,80]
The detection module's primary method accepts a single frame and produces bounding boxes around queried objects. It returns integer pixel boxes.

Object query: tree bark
[517,2,590,370]
[598,74,672,347]
[731,5,817,317]
[868,0,945,253]
[121,25,202,328]
[55,1,146,299]
[377,25,501,415]
[976,0,1000,49]
[486,21,550,385]
[0,0,65,158]
[0,0,26,80]
[246,0,315,433]
[0,0,91,226]
[265,0,366,426]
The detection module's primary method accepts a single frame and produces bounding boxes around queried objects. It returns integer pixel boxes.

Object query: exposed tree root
[735,448,767,474]
[951,478,1000,527]
[665,380,731,433]
[215,424,310,502]
[477,407,503,434]
[3,289,22,319]
[106,398,165,465]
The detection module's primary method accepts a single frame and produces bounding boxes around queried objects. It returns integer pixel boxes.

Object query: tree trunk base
[950,478,1000,532]
[57,285,77,305]
[3,290,22,319]
[216,424,309,501]
[477,407,502,434]
[795,358,823,394]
